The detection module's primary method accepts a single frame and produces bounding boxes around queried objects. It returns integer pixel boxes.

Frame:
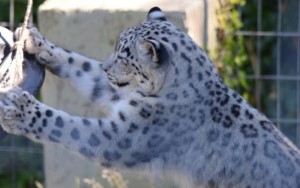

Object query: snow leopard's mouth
[107,74,129,87]
[116,82,129,87]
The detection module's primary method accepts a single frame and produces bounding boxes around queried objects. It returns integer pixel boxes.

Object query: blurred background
[0,0,299,187]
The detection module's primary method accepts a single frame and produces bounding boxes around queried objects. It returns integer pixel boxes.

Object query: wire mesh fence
[234,0,300,147]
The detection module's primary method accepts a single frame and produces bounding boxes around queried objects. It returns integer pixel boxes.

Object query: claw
[4,89,35,109]
[20,91,33,104]
[0,100,21,121]
[2,95,14,107]
[4,106,21,120]
[6,92,20,104]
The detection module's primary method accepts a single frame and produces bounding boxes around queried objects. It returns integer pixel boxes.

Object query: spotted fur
[0,7,299,188]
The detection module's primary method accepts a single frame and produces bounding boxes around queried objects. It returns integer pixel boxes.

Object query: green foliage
[214,0,299,145]
[0,134,44,188]
[0,0,44,27]
[213,0,295,107]
[213,0,253,102]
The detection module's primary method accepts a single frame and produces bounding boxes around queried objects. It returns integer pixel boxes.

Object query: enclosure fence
[234,0,300,147]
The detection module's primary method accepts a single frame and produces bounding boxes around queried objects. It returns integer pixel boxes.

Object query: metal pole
[202,0,208,48]
[9,1,16,186]
[297,0,300,147]
[9,0,14,31]
[276,0,282,129]
[255,0,262,110]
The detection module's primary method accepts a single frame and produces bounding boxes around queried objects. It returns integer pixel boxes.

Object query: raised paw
[0,101,23,134]
[0,88,39,135]
[1,105,22,120]
[14,27,46,55]
[6,89,36,108]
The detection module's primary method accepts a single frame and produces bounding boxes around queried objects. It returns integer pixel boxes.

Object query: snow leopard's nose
[103,53,115,72]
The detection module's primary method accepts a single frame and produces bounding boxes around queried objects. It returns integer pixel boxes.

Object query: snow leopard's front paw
[0,87,39,135]
[15,27,47,56]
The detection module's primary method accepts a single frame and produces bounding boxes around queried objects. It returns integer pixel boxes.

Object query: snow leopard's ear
[136,37,169,68]
[147,7,167,21]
